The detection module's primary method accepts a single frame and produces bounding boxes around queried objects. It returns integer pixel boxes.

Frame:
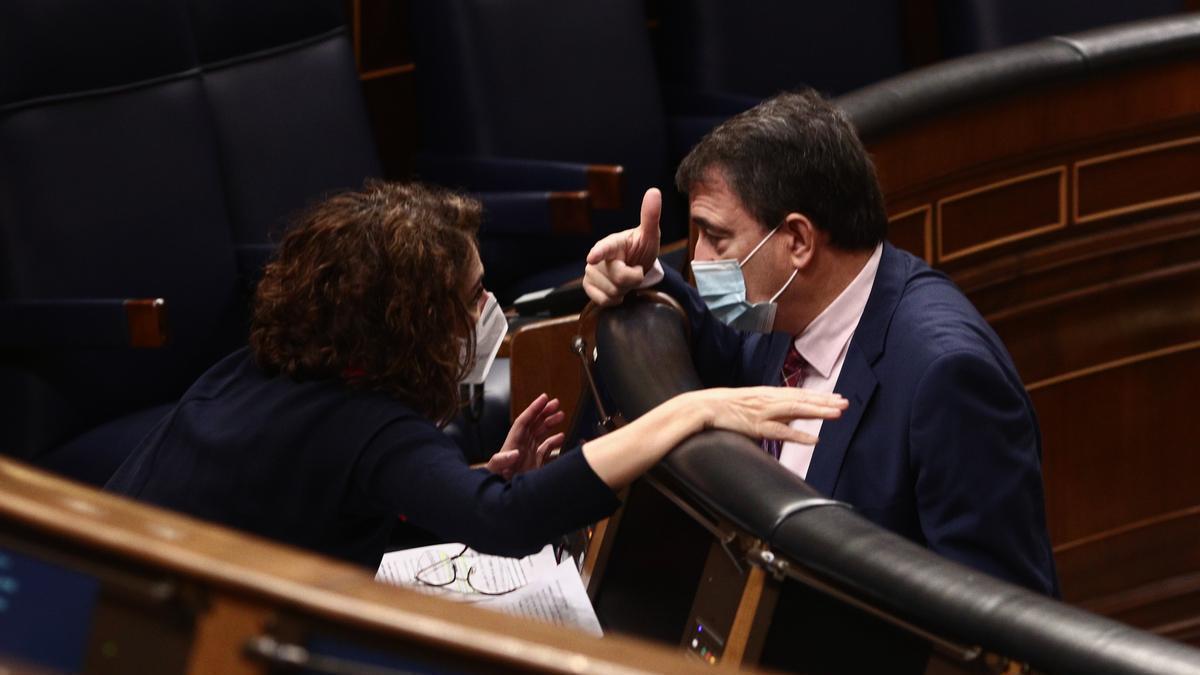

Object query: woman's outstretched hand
[485,393,565,480]
[581,386,848,490]
[689,386,848,446]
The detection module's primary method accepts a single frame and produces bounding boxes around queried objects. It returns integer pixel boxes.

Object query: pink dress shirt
[779,244,882,478]
[641,243,882,477]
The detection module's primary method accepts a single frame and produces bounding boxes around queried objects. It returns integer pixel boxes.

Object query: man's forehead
[689,173,761,232]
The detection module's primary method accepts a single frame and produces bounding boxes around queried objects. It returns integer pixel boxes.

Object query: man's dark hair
[676,89,887,250]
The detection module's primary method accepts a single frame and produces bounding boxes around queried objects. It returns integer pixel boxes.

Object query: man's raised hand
[583,187,663,306]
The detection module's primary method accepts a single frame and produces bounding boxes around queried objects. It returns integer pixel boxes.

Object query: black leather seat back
[409,0,669,238]
[191,0,381,245]
[0,0,379,471]
[0,0,242,453]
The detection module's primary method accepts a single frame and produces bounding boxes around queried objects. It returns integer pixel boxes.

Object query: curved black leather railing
[835,14,1200,142]
[595,295,1200,675]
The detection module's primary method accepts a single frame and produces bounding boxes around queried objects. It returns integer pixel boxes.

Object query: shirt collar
[793,243,883,378]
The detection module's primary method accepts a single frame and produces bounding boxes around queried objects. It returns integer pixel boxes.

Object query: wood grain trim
[585,165,624,210]
[722,566,774,666]
[936,166,1068,263]
[360,63,415,81]
[187,595,271,675]
[1074,135,1200,225]
[549,191,591,235]
[982,256,1200,324]
[1157,615,1200,643]
[582,494,627,602]
[1054,504,1200,555]
[508,313,583,421]
[887,204,933,262]
[1079,571,1200,620]
[0,459,720,675]
[124,298,167,348]
[1026,339,1200,392]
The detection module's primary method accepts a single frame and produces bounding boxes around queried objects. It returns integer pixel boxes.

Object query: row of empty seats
[1,0,379,483]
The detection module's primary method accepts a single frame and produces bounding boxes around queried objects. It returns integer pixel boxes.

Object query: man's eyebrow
[692,217,730,236]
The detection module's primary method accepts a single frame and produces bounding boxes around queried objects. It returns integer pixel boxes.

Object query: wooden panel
[681,542,778,667]
[989,261,1200,385]
[1055,508,1200,642]
[1076,135,1200,225]
[0,459,738,674]
[955,215,1200,317]
[869,60,1200,201]
[586,165,625,211]
[187,596,271,675]
[591,480,713,645]
[508,315,585,426]
[359,0,411,72]
[1058,507,1200,604]
[936,167,1066,262]
[349,0,418,179]
[860,51,1200,652]
[549,191,592,235]
[1032,347,1200,546]
[360,72,417,179]
[125,298,167,348]
[887,205,932,262]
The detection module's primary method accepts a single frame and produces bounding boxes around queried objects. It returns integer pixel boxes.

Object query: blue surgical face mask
[691,225,798,333]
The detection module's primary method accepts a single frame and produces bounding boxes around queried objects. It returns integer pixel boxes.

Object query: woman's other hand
[485,393,565,480]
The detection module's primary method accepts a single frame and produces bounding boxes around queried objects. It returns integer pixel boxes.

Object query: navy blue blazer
[106,348,619,569]
[657,242,1060,596]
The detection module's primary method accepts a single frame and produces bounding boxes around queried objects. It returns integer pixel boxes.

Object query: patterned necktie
[763,344,806,459]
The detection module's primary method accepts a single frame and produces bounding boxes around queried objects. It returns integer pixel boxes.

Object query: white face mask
[690,225,798,333]
[461,292,508,386]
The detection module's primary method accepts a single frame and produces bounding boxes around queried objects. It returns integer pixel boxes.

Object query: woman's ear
[783,213,818,270]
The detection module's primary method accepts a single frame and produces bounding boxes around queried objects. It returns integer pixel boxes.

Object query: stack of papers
[376,543,602,637]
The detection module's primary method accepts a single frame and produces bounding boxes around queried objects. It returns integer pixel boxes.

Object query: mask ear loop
[738,224,784,267]
[769,268,799,303]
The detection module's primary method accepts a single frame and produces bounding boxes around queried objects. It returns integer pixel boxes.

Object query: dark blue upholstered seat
[408,0,681,302]
[0,0,380,484]
[658,0,907,113]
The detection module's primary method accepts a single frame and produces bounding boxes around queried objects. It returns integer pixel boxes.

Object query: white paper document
[376,543,603,636]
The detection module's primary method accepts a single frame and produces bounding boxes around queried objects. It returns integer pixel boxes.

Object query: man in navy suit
[584,90,1059,599]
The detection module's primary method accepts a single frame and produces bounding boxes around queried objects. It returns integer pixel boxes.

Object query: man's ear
[783,213,818,270]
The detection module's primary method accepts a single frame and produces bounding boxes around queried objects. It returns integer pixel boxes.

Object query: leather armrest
[417,154,623,210]
[0,298,167,349]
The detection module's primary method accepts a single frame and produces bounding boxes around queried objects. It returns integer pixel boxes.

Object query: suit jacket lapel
[804,242,909,495]
[804,343,877,495]
[760,333,792,386]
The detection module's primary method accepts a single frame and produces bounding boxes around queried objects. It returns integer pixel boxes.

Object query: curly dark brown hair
[250,180,482,425]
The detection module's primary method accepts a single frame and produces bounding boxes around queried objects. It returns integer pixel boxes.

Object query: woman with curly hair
[106,181,846,568]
